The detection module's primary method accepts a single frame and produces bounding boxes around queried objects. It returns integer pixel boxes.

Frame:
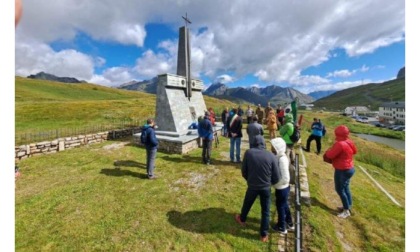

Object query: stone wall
[15,127,141,161]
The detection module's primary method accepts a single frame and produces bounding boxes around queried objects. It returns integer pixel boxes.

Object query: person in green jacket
[279,113,296,184]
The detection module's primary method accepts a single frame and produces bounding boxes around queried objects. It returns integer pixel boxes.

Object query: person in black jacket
[246,115,264,149]
[234,135,280,242]
[141,118,159,179]
[221,107,229,137]
[198,112,214,165]
[227,108,243,162]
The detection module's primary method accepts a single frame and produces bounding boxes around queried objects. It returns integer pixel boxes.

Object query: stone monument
[142,14,221,154]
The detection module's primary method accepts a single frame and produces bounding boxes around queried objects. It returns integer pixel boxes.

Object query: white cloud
[326,70,354,78]
[15,37,94,81]
[325,65,372,79]
[15,0,405,90]
[134,50,175,79]
[214,74,235,84]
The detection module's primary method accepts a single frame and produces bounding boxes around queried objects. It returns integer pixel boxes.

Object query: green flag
[291,100,297,124]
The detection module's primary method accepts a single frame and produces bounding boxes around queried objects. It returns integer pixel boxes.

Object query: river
[354,133,405,151]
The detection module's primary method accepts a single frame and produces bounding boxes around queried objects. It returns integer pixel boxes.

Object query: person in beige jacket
[266,110,278,139]
[270,137,294,235]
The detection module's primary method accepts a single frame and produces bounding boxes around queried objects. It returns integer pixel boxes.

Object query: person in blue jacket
[303,118,324,155]
[198,111,214,165]
[141,118,159,179]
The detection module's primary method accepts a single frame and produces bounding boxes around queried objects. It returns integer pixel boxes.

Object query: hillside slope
[313,78,405,110]
[15,77,236,134]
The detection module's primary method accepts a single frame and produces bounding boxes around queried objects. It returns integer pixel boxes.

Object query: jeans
[146,148,157,177]
[202,138,213,163]
[334,168,355,209]
[222,123,228,136]
[275,186,293,230]
[239,188,271,237]
[230,137,241,162]
[306,135,322,152]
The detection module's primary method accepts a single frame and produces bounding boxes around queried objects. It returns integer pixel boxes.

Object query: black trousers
[306,135,322,152]
[202,138,213,163]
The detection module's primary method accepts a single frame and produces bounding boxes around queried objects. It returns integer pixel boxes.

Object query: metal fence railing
[294,153,303,251]
[15,119,146,146]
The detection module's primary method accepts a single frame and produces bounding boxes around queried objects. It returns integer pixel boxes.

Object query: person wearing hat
[198,111,214,165]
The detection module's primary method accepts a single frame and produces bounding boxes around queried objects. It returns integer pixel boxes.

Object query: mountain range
[27,72,86,83]
[25,66,405,108]
[202,82,315,106]
[116,79,316,106]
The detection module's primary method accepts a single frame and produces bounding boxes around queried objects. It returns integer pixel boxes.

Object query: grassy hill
[15,111,405,251]
[14,79,405,250]
[15,77,237,136]
[313,78,405,111]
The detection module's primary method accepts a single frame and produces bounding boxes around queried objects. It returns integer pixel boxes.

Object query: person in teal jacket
[279,113,296,184]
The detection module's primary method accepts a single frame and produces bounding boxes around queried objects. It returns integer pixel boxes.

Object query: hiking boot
[302,147,310,152]
[234,214,246,226]
[272,224,287,235]
[148,175,157,180]
[337,210,351,219]
[260,235,269,242]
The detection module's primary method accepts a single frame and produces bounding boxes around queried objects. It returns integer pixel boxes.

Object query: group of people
[140,105,357,242]
[222,103,288,139]
[235,135,295,242]
[236,121,357,242]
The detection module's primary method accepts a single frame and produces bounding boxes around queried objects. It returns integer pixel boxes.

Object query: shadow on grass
[113,160,146,169]
[100,168,149,179]
[167,207,261,240]
[161,155,239,167]
[309,197,336,215]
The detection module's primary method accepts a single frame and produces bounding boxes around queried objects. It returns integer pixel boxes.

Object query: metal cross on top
[182,13,192,27]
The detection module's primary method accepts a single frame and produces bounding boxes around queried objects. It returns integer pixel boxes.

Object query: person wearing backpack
[303,118,324,155]
[279,113,296,184]
[141,118,159,179]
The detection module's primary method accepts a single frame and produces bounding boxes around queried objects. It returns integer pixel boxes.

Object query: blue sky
[15,0,405,94]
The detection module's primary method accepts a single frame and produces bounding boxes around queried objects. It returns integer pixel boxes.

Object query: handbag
[323,153,332,164]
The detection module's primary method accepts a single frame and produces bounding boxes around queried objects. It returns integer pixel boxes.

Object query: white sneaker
[337,210,351,219]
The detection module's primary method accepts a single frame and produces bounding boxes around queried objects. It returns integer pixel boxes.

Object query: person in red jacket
[208,107,216,126]
[323,125,357,219]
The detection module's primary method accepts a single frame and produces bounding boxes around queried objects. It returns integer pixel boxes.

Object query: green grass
[16,122,405,251]
[297,118,405,251]
[15,77,405,251]
[15,77,236,136]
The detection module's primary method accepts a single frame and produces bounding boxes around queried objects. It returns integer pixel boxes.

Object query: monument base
[133,124,223,154]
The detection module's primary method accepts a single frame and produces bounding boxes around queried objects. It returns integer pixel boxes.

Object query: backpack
[140,129,148,144]
[290,124,301,143]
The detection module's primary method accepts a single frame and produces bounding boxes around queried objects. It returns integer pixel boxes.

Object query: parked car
[392,125,405,131]
[356,117,368,123]
[375,123,385,128]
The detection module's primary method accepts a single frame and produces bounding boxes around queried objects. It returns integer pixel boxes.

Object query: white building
[344,106,370,116]
[378,101,405,124]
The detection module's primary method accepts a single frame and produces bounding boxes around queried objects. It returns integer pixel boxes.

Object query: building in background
[378,101,405,125]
